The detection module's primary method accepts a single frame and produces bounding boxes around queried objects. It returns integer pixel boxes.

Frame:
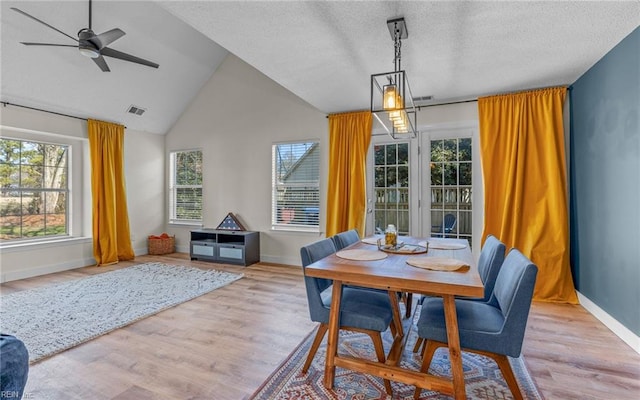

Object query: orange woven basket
[148,235,175,255]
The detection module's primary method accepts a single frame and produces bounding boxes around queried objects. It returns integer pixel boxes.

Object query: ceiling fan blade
[11,8,78,43]
[101,47,159,69]
[92,55,110,72]
[20,42,78,48]
[91,28,125,50]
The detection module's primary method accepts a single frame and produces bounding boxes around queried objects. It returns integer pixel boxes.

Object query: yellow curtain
[326,111,372,237]
[478,87,578,303]
[88,119,134,266]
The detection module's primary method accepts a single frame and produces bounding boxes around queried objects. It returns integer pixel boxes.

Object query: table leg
[388,291,404,338]
[442,294,466,400]
[324,280,343,389]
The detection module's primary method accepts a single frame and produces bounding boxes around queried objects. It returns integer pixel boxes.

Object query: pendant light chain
[394,22,402,72]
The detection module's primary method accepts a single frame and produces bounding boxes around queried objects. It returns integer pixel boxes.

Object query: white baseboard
[578,291,640,354]
[134,246,149,256]
[259,254,301,266]
[175,244,190,254]
[2,246,157,283]
[1,257,96,283]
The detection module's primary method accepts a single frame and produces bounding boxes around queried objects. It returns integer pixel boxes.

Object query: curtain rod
[2,101,87,121]
[325,98,478,118]
[1,101,126,128]
[325,84,571,119]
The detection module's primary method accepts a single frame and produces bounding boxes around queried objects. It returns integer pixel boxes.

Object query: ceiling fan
[11,0,159,72]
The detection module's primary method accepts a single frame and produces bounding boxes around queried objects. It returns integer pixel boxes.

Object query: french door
[428,137,472,242]
[366,124,482,256]
[369,142,412,236]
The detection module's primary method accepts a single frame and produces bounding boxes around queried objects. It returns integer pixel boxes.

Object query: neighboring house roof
[281,142,319,183]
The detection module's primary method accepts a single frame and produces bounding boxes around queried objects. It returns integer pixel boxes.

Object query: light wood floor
[2,253,639,400]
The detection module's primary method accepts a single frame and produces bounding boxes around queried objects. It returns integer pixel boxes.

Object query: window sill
[0,236,92,253]
[168,221,203,227]
[271,225,320,234]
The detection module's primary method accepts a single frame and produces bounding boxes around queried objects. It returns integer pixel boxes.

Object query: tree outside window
[0,138,68,241]
[169,150,202,223]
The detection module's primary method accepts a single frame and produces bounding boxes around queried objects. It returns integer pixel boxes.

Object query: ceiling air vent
[127,105,146,116]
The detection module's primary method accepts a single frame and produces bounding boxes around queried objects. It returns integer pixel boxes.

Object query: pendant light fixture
[371,17,417,139]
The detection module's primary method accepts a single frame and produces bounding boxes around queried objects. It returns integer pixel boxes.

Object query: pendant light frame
[371,17,417,139]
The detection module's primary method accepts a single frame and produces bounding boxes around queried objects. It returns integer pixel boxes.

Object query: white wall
[0,105,164,282]
[416,101,478,127]
[165,54,480,266]
[164,54,328,266]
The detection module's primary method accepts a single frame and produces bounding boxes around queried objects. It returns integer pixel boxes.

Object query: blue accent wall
[570,27,640,335]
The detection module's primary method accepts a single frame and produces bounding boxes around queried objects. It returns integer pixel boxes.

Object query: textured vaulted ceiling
[1,1,639,134]
[0,1,228,134]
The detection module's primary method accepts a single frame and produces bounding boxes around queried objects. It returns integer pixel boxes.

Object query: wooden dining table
[303,236,483,400]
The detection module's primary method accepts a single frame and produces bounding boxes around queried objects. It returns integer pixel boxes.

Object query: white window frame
[169,149,203,225]
[271,140,320,233]
[0,137,70,242]
[0,126,90,249]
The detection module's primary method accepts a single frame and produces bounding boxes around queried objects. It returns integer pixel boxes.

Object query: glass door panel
[373,142,410,235]
[429,137,472,246]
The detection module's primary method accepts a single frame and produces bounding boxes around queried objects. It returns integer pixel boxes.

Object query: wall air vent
[412,95,434,103]
[127,105,146,116]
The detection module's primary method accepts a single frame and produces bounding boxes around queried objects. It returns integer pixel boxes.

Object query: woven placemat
[361,236,384,245]
[418,240,467,250]
[406,256,470,271]
[336,249,388,261]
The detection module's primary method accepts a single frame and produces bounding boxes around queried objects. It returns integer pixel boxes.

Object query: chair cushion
[321,286,393,332]
[417,297,517,356]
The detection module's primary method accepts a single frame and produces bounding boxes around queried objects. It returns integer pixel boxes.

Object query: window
[272,141,320,230]
[0,138,69,241]
[430,137,472,244]
[169,150,202,224]
[373,142,410,235]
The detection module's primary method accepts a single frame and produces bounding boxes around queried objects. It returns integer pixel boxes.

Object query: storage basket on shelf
[148,233,175,255]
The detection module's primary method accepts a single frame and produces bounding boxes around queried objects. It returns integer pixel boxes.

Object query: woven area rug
[250,311,542,400]
[0,262,243,363]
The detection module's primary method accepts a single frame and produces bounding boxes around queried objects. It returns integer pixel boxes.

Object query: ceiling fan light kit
[371,17,417,139]
[11,0,159,72]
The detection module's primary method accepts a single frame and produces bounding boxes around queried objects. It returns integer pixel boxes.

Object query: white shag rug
[0,262,243,363]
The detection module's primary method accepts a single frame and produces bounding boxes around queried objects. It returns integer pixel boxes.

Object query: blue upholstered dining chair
[300,238,394,393]
[332,229,414,318]
[470,234,507,303]
[331,229,360,250]
[413,234,506,353]
[413,248,538,400]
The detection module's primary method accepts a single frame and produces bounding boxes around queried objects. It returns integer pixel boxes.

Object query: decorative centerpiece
[384,224,398,246]
[377,238,428,254]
